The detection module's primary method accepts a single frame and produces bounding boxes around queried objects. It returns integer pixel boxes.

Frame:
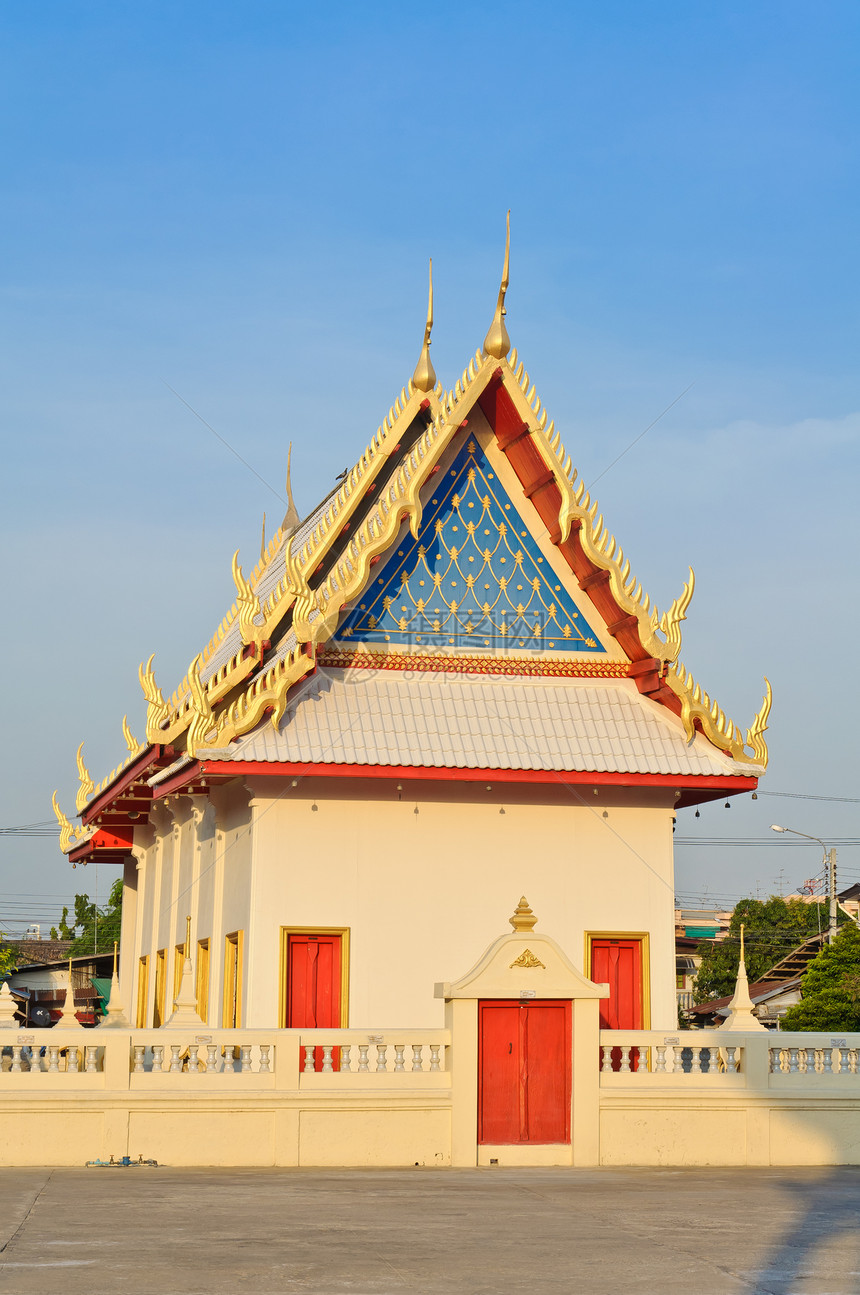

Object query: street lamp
[770,825,837,944]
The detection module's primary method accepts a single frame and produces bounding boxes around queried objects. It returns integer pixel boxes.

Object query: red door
[286,934,342,1071]
[479,1001,571,1144]
[590,938,643,1070]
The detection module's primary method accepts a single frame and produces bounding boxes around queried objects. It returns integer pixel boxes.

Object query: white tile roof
[204,668,747,778]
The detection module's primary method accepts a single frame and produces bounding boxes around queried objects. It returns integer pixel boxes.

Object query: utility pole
[829,847,838,945]
[771,825,838,945]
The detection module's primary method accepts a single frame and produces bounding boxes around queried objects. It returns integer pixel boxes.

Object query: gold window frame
[279,927,350,1029]
[136,955,149,1028]
[196,938,210,1024]
[222,930,244,1028]
[153,948,167,1028]
[584,930,651,1029]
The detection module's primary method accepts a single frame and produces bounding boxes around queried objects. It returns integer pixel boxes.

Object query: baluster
[303,1045,316,1073]
[805,1047,816,1074]
[206,1045,218,1073]
[833,1047,843,1075]
[10,1046,22,1073]
[394,1044,406,1072]
[789,1047,799,1074]
[339,1045,351,1073]
[321,1046,334,1073]
[152,1044,164,1072]
[85,1046,98,1073]
[169,1045,182,1073]
[655,1045,667,1074]
[411,1045,424,1073]
[376,1045,388,1072]
[133,1045,145,1073]
[187,1045,199,1073]
[725,1046,738,1074]
[240,1045,252,1074]
[429,1044,442,1072]
[851,1050,858,1075]
[48,1045,60,1073]
[28,1048,41,1075]
[673,1045,685,1074]
[697,1048,709,1074]
[636,1045,648,1074]
[823,1048,833,1074]
[600,1046,613,1073]
[357,1045,370,1072]
[259,1045,272,1074]
[619,1046,631,1073]
[67,1047,80,1074]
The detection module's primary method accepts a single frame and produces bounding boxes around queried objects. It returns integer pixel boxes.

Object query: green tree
[0,941,16,978]
[780,923,860,1031]
[50,880,123,955]
[693,897,845,1004]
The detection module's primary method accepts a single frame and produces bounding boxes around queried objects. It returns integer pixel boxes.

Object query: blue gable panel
[337,438,607,653]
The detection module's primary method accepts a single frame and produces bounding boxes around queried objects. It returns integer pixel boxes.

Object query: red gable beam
[478,377,678,713]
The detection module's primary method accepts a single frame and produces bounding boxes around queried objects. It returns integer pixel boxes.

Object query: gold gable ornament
[509,948,545,969]
[509,896,538,932]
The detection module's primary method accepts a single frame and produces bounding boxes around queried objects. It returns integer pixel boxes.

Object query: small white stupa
[164,917,205,1029]
[0,981,19,1028]
[56,957,84,1029]
[99,941,130,1028]
[720,924,766,1032]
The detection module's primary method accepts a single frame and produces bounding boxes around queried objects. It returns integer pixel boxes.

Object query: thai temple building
[53,219,770,1042]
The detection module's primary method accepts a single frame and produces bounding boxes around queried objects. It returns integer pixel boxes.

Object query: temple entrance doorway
[478,1000,571,1144]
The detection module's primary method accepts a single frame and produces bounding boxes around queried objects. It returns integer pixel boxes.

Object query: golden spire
[185,915,192,957]
[260,512,267,562]
[483,210,511,360]
[282,443,300,532]
[411,258,436,393]
[112,941,118,976]
[509,896,538,932]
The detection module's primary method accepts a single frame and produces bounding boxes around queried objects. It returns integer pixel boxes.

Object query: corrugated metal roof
[204,668,746,777]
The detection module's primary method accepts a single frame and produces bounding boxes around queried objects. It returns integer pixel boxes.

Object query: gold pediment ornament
[509,948,545,970]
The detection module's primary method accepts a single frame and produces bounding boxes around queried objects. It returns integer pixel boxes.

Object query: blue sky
[1,2,858,928]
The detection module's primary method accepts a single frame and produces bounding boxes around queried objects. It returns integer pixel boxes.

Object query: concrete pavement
[0,1166,859,1293]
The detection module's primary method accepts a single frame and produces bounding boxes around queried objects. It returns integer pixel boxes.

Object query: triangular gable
[336,436,606,654]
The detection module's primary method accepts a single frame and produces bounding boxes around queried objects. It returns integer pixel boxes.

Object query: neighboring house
[674,909,730,1014]
[687,932,828,1029]
[6,938,72,967]
[52,244,772,1037]
[6,952,116,1026]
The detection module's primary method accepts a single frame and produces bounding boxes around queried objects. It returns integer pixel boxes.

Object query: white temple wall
[244,775,678,1030]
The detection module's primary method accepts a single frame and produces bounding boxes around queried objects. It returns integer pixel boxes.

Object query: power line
[675,837,860,847]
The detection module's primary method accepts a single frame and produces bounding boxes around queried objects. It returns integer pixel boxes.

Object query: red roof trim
[197,758,756,801]
[81,746,164,825]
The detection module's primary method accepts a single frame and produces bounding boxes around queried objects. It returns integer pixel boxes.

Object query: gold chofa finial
[483,210,511,360]
[509,896,537,932]
[282,443,300,532]
[411,258,436,393]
